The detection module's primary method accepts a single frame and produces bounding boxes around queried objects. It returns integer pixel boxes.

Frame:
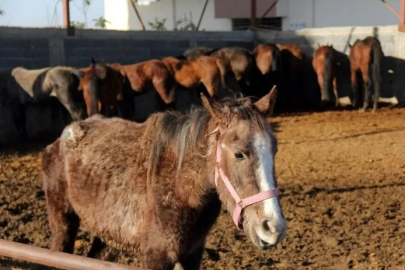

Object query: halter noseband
[214,140,279,231]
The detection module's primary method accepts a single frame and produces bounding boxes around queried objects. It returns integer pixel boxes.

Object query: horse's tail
[371,38,383,100]
[323,47,334,101]
[216,58,227,88]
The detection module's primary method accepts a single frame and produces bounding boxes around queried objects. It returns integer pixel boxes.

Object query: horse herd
[0,35,385,141]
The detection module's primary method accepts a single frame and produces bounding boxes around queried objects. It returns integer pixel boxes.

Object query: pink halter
[214,141,279,231]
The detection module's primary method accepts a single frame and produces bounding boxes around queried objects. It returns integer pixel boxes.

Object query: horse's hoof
[359,108,366,113]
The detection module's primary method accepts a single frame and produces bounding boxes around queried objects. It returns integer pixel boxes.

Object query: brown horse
[312,44,338,106]
[112,59,176,114]
[42,87,286,270]
[349,36,383,111]
[78,59,130,118]
[253,44,282,76]
[162,56,227,97]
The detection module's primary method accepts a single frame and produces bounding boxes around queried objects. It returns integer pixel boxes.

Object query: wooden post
[250,0,257,29]
[399,0,405,32]
[62,0,74,36]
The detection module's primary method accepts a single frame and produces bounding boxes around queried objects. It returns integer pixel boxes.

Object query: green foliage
[71,21,85,28]
[93,16,110,29]
[147,18,167,31]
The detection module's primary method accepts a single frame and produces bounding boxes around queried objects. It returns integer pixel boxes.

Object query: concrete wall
[105,0,232,31]
[282,0,401,30]
[0,26,254,144]
[257,25,405,102]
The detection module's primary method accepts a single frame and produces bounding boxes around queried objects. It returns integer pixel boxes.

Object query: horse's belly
[64,146,146,250]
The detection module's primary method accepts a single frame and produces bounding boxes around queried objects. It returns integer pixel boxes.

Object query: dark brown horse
[312,44,338,106]
[78,59,130,118]
[111,60,176,117]
[276,43,304,82]
[349,36,383,111]
[162,56,227,97]
[42,87,286,270]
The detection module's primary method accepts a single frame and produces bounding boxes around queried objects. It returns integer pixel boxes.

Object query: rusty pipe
[381,0,401,18]
[0,239,146,270]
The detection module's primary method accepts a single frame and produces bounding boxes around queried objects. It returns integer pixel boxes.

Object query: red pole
[250,0,257,29]
[381,0,400,18]
[397,0,405,32]
[62,0,70,28]
[0,239,147,270]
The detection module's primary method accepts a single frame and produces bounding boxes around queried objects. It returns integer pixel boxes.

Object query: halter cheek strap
[214,141,279,231]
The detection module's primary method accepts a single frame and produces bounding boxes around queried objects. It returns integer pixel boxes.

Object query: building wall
[282,0,401,30]
[105,0,232,31]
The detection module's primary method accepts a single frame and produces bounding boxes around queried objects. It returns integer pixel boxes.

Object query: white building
[104,0,402,31]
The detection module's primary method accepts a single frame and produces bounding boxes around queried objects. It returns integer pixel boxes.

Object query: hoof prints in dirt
[0,108,405,270]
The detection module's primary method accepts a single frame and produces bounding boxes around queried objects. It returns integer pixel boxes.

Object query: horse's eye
[234,152,245,160]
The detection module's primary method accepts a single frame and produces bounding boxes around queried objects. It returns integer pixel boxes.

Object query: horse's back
[11,67,50,97]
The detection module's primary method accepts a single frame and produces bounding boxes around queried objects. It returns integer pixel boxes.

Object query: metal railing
[0,239,147,270]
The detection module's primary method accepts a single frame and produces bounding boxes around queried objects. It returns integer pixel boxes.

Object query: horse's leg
[45,186,80,253]
[316,73,324,108]
[87,236,107,258]
[12,104,27,141]
[153,77,176,110]
[178,245,204,270]
[142,249,175,270]
[350,69,358,108]
[333,76,339,107]
[361,70,370,111]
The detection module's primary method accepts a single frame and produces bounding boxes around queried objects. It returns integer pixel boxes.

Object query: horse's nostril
[262,219,271,232]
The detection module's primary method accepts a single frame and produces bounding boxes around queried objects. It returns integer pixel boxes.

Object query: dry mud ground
[0,108,404,270]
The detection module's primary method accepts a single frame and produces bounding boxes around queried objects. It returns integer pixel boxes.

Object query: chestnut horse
[349,36,383,111]
[78,59,130,118]
[253,44,282,98]
[253,44,282,76]
[312,44,338,106]
[112,59,176,115]
[162,56,227,97]
[42,87,286,270]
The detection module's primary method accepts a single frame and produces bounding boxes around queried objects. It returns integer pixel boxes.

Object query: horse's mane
[143,95,265,185]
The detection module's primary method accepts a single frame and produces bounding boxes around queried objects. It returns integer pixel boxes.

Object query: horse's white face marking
[253,133,282,219]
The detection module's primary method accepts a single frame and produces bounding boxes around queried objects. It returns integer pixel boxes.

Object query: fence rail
[0,239,146,270]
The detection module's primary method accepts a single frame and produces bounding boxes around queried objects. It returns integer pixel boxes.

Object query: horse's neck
[173,121,218,208]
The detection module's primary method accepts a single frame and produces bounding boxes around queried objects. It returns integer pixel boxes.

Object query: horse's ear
[348,42,352,48]
[201,92,221,122]
[254,85,277,117]
[317,43,321,48]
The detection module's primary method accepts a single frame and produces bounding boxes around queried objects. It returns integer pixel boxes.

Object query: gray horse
[0,66,85,140]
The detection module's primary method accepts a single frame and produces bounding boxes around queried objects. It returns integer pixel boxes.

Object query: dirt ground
[0,107,404,270]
